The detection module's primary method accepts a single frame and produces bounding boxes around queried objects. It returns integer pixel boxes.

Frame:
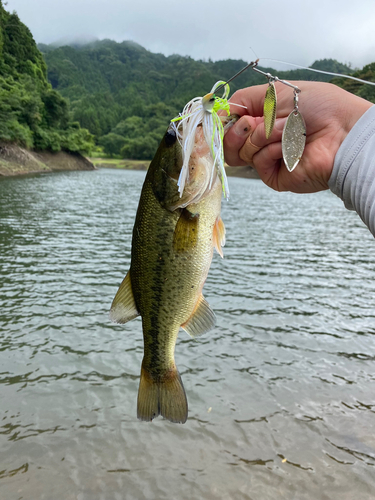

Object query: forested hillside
[332,63,375,102]
[40,39,359,159]
[0,0,93,154]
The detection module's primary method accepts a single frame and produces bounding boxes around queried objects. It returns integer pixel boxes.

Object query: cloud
[7,0,375,70]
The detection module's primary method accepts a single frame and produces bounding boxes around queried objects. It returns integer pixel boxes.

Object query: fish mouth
[169,116,239,210]
[221,113,239,131]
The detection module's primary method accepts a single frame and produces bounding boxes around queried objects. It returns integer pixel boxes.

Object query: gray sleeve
[328,105,375,236]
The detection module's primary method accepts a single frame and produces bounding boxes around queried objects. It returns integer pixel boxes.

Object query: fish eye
[165,129,177,147]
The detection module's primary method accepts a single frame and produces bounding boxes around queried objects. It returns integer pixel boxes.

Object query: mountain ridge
[39,38,359,159]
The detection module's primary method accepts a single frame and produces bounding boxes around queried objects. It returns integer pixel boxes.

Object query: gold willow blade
[263,81,277,139]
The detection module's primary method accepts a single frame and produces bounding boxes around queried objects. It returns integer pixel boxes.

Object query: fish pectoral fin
[137,364,188,424]
[109,271,140,324]
[181,294,216,338]
[173,208,199,253]
[213,216,225,258]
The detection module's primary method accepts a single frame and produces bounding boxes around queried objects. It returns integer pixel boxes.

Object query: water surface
[0,169,374,499]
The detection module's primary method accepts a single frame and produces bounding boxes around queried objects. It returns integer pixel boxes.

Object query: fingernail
[275,118,287,131]
[233,120,252,137]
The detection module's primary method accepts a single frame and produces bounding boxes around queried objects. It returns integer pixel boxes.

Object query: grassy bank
[89,157,150,170]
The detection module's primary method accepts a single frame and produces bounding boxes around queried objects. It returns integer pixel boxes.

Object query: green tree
[112,116,144,137]
[99,133,125,157]
[120,136,159,160]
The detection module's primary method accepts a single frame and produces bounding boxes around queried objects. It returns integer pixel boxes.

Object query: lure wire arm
[252,63,301,94]
[213,59,259,95]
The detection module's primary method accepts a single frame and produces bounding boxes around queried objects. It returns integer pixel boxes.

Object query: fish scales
[132,177,220,366]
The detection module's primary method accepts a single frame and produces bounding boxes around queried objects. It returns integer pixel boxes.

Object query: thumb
[223,115,258,166]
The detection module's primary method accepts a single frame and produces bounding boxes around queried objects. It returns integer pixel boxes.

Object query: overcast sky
[6,0,375,70]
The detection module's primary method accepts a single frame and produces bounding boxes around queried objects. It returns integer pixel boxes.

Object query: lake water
[0,168,374,500]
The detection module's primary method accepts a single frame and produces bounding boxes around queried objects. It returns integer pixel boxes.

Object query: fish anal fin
[181,294,216,338]
[213,216,225,258]
[137,364,188,424]
[109,271,139,324]
[173,208,199,253]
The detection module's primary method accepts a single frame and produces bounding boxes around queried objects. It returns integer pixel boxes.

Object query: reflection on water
[0,169,374,499]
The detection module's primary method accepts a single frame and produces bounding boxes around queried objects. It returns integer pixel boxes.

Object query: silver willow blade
[282,110,306,172]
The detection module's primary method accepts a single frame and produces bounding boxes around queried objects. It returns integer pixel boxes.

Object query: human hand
[224,82,372,193]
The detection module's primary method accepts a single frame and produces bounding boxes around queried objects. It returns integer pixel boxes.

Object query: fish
[110,119,231,424]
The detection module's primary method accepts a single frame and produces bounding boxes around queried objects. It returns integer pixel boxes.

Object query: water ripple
[1,171,375,499]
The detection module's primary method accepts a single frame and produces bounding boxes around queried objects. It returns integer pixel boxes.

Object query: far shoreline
[0,145,259,180]
[91,157,259,179]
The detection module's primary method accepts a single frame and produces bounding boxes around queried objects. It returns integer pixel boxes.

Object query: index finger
[229,84,270,117]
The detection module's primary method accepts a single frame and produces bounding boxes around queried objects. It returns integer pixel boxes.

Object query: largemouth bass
[110,123,227,424]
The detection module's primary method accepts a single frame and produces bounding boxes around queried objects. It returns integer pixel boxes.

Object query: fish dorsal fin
[213,216,225,258]
[109,271,140,324]
[181,294,216,338]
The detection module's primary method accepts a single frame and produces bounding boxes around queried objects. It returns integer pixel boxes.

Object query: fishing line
[259,58,375,86]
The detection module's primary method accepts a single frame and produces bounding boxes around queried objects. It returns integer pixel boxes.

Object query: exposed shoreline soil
[0,142,95,177]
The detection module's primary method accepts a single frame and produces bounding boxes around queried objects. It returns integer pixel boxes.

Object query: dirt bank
[0,142,95,177]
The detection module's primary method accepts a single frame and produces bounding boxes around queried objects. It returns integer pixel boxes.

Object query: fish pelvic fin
[181,293,216,338]
[109,271,140,324]
[137,364,188,424]
[213,216,225,258]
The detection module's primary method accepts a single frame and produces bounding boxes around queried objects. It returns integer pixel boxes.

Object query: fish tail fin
[159,368,188,424]
[137,364,188,424]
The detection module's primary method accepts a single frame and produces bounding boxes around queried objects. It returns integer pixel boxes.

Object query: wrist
[341,94,373,146]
